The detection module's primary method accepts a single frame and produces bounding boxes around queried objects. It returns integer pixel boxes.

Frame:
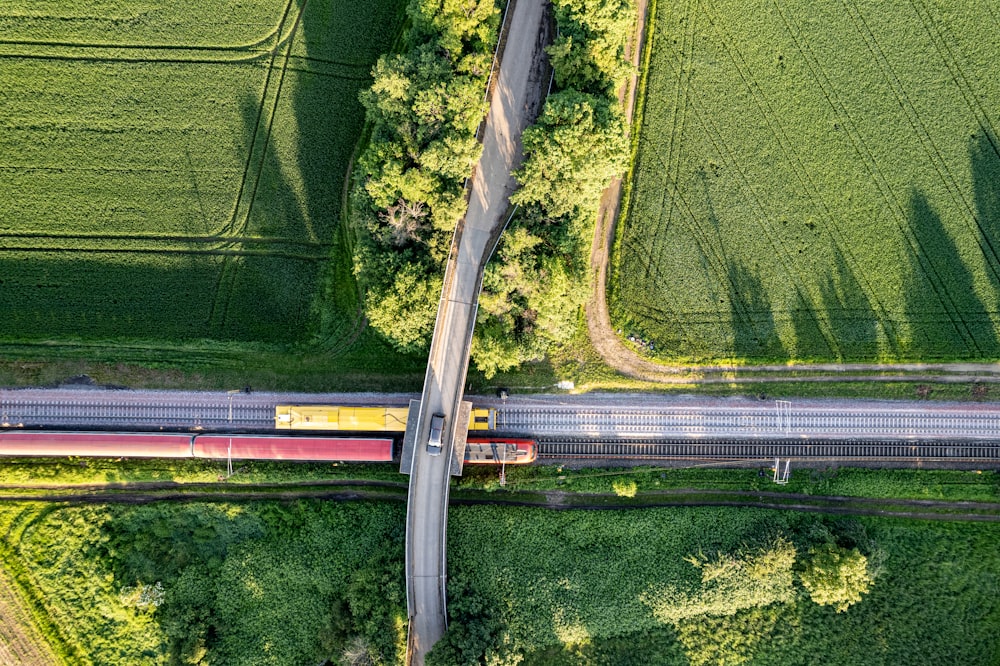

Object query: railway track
[498,406,1000,440]
[0,399,274,430]
[537,438,1000,461]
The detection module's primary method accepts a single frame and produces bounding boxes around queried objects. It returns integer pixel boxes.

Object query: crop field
[0,0,404,346]
[612,0,1000,363]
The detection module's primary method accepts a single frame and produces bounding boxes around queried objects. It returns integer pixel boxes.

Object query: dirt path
[584,1,1000,386]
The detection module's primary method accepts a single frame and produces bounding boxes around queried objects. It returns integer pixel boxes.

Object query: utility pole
[226,390,240,478]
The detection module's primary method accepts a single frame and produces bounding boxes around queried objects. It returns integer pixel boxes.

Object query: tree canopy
[512,90,628,218]
[799,542,874,612]
[471,0,634,378]
[353,0,498,353]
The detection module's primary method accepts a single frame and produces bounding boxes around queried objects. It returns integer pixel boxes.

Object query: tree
[799,543,872,612]
[643,538,798,624]
[511,90,628,218]
[364,260,442,354]
[409,0,500,59]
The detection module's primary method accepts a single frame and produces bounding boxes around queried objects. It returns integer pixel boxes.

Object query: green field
[446,505,1000,664]
[0,1,403,350]
[612,0,1000,363]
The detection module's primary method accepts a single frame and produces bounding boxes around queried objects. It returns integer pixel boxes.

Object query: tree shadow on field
[211,0,408,345]
[788,291,830,360]
[970,130,1000,318]
[818,245,879,360]
[903,188,999,359]
[727,261,784,359]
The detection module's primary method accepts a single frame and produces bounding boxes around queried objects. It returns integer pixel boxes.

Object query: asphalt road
[403,0,548,663]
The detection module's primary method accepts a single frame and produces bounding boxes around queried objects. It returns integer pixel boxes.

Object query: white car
[427,413,445,456]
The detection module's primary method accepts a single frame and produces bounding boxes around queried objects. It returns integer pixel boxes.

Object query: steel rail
[537,437,1000,461]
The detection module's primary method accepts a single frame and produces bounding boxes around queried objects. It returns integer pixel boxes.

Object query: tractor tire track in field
[907,0,1000,282]
[0,0,301,65]
[844,0,1000,296]
[907,0,1000,158]
[586,0,1000,384]
[0,232,331,248]
[773,3,977,356]
[664,2,837,358]
[0,246,331,261]
[0,565,60,666]
[645,0,696,285]
[210,0,307,334]
[0,0,295,53]
[697,1,903,356]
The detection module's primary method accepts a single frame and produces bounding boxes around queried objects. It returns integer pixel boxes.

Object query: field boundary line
[0,0,295,54]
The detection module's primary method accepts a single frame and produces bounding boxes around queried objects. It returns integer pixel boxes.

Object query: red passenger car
[464,438,537,464]
[194,435,394,462]
[0,431,193,458]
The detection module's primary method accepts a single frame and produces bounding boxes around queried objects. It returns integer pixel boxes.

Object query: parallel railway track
[498,407,1000,440]
[2,393,1000,463]
[537,438,1000,461]
[0,399,274,429]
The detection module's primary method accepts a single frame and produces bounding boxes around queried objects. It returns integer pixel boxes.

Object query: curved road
[402,1,549,663]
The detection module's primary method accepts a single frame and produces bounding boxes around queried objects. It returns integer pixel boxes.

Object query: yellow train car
[275,405,497,432]
[468,407,496,430]
[275,406,409,431]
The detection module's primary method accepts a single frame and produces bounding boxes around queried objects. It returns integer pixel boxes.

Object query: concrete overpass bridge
[399,0,549,663]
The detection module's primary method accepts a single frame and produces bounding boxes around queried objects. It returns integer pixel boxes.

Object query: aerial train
[275,404,535,464]
[0,404,536,464]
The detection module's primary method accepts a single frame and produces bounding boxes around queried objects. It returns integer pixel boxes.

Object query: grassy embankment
[611,0,1000,365]
[0,0,428,392]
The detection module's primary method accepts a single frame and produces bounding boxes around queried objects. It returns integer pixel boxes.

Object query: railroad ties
[536,438,1000,462]
[0,394,275,430]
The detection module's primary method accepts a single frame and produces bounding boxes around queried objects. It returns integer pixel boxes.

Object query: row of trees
[470,0,635,377]
[353,0,501,353]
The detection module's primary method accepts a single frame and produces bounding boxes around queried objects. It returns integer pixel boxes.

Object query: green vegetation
[799,542,873,612]
[352,0,499,353]
[612,0,1000,364]
[0,0,434,390]
[471,0,634,378]
[460,463,1000,502]
[0,457,405,487]
[0,501,406,665]
[1,468,998,665]
[437,505,1000,665]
